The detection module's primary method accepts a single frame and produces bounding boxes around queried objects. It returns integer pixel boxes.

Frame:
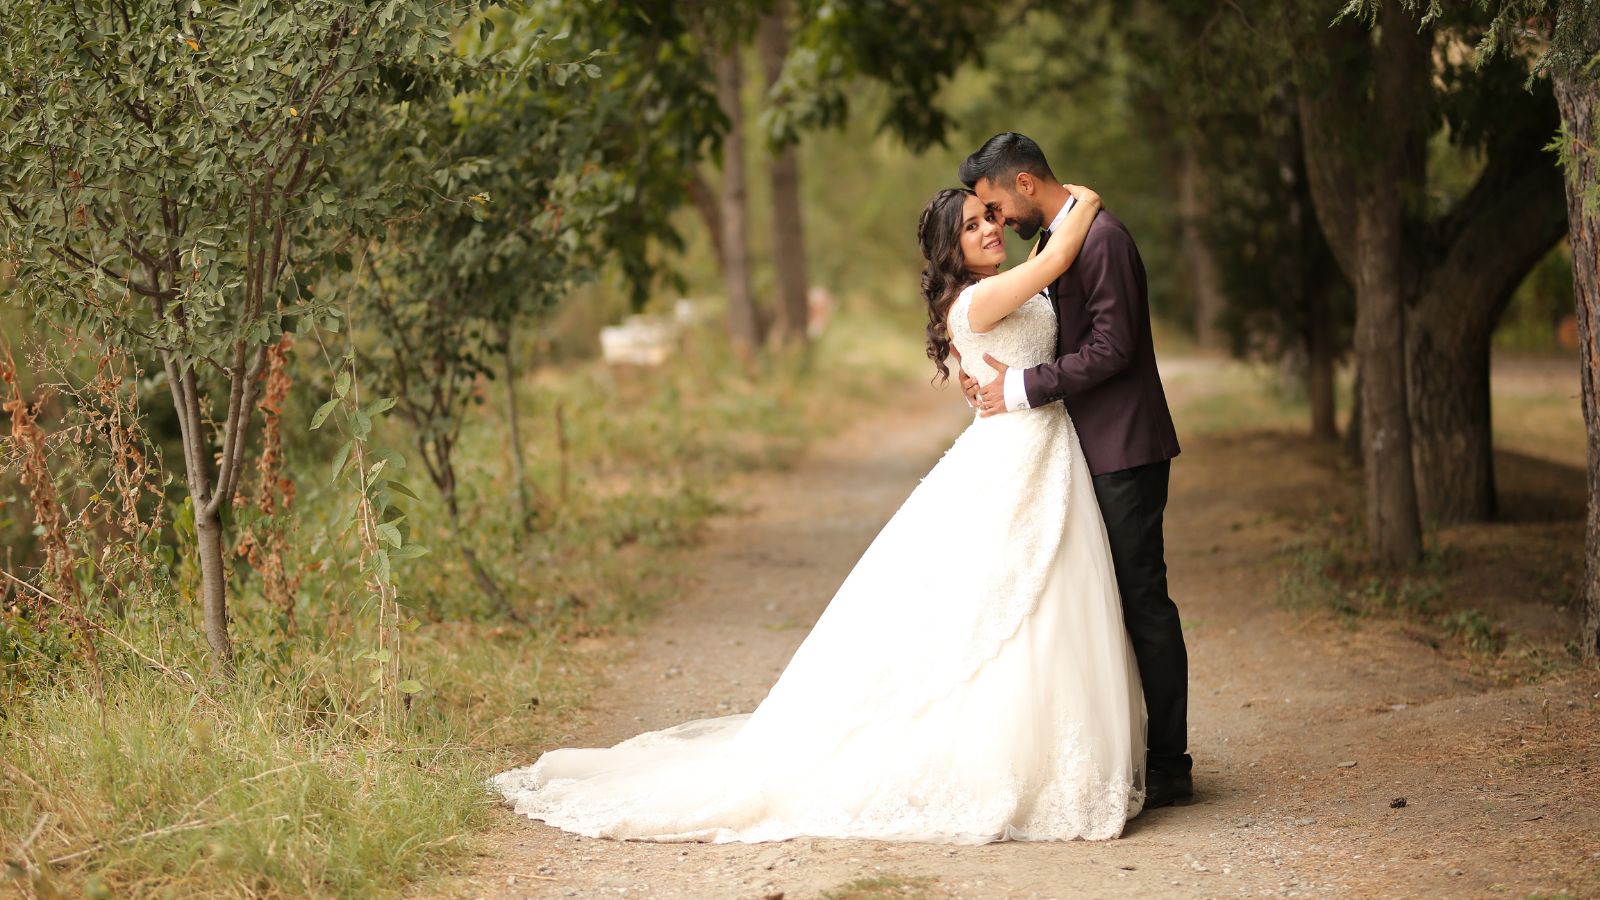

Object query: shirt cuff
[1003,367,1031,411]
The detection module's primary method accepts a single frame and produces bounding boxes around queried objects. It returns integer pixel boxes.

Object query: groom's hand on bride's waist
[952,346,981,409]
[977,354,1009,418]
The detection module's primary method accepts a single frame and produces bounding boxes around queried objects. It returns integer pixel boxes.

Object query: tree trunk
[423,432,514,618]
[1291,138,1339,444]
[501,321,537,534]
[163,347,243,669]
[1552,71,1600,661]
[759,9,810,348]
[1305,275,1338,443]
[194,505,233,664]
[1353,203,1424,566]
[1402,98,1567,525]
[1176,139,1227,349]
[1343,367,1364,465]
[1406,302,1498,524]
[1296,4,1425,565]
[686,174,725,274]
[714,49,760,361]
[441,478,512,617]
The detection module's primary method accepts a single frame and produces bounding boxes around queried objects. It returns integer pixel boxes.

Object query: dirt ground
[433,357,1600,900]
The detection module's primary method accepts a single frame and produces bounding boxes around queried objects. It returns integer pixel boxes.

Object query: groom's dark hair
[959,132,1055,190]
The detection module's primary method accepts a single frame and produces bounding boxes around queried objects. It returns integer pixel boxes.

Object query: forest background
[0,0,1596,895]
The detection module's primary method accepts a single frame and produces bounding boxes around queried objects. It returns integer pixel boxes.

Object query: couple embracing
[493,132,1193,843]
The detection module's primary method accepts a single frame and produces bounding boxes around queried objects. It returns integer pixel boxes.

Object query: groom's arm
[1001,226,1142,411]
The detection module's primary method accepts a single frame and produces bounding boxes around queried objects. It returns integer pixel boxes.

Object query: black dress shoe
[1145,770,1194,809]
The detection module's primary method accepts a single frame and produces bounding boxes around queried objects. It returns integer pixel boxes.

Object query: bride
[491,184,1146,844]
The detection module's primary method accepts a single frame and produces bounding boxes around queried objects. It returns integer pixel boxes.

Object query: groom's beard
[1010,206,1045,241]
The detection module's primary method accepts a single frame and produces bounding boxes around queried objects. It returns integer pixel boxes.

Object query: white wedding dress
[492,287,1146,843]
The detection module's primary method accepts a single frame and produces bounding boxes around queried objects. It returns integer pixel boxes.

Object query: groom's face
[972,175,1046,242]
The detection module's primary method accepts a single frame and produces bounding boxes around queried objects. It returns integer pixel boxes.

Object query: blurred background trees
[4,0,1594,709]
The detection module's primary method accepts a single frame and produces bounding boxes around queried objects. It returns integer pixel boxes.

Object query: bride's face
[959,194,1005,274]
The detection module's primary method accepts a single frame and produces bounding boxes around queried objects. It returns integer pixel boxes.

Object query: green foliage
[0,0,483,357]
[768,0,988,150]
[1442,607,1504,654]
[0,0,505,662]
[1353,0,1600,206]
[524,0,727,305]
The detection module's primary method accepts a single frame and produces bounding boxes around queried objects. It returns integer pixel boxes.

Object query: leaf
[372,549,391,584]
[386,480,422,501]
[397,679,423,694]
[329,440,353,484]
[390,543,428,559]
[377,522,402,547]
[310,398,339,430]
[334,370,352,398]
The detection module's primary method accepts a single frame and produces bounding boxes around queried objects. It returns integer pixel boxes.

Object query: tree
[1201,104,1351,443]
[1293,1,1427,565]
[339,11,612,615]
[714,47,763,360]
[0,0,479,668]
[1288,2,1570,554]
[767,0,989,151]
[759,6,812,348]
[1449,0,1599,656]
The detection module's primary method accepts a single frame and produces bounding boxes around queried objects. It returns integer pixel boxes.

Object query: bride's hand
[1064,184,1101,210]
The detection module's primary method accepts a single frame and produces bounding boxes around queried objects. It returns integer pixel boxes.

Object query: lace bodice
[948,286,1057,387]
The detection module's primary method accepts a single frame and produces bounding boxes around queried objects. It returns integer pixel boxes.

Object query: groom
[957,132,1193,809]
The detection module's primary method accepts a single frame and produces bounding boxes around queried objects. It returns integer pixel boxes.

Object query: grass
[818,874,942,900]
[0,606,607,898]
[1,306,926,897]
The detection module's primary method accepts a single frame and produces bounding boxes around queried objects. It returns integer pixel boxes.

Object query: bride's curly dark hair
[918,187,977,384]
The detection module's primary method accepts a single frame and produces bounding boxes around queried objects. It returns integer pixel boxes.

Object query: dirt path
[444,366,1599,899]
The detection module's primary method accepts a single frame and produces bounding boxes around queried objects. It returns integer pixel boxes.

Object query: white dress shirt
[1002,195,1078,412]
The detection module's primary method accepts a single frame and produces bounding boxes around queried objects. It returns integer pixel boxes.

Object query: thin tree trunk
[442,480,512,618]
[163,348,235,668]
[1305,276,1338,443]
[686,174,726,274]
[501,320,536,534]
[1176,139,1226,349]
[194,505,233,664]
[1552,71,1600,660]
[424,433,515,619]
[1290,133,1338,444]
[759,9,810,348]
[714,49,760,361]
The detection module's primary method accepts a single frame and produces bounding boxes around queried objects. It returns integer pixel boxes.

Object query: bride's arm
[965,186,1101,334]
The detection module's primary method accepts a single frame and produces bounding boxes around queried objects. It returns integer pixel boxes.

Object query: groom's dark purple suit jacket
[1027,209,1180,476]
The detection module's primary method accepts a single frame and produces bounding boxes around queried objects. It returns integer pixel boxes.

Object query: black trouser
[1091,459,1191,778]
